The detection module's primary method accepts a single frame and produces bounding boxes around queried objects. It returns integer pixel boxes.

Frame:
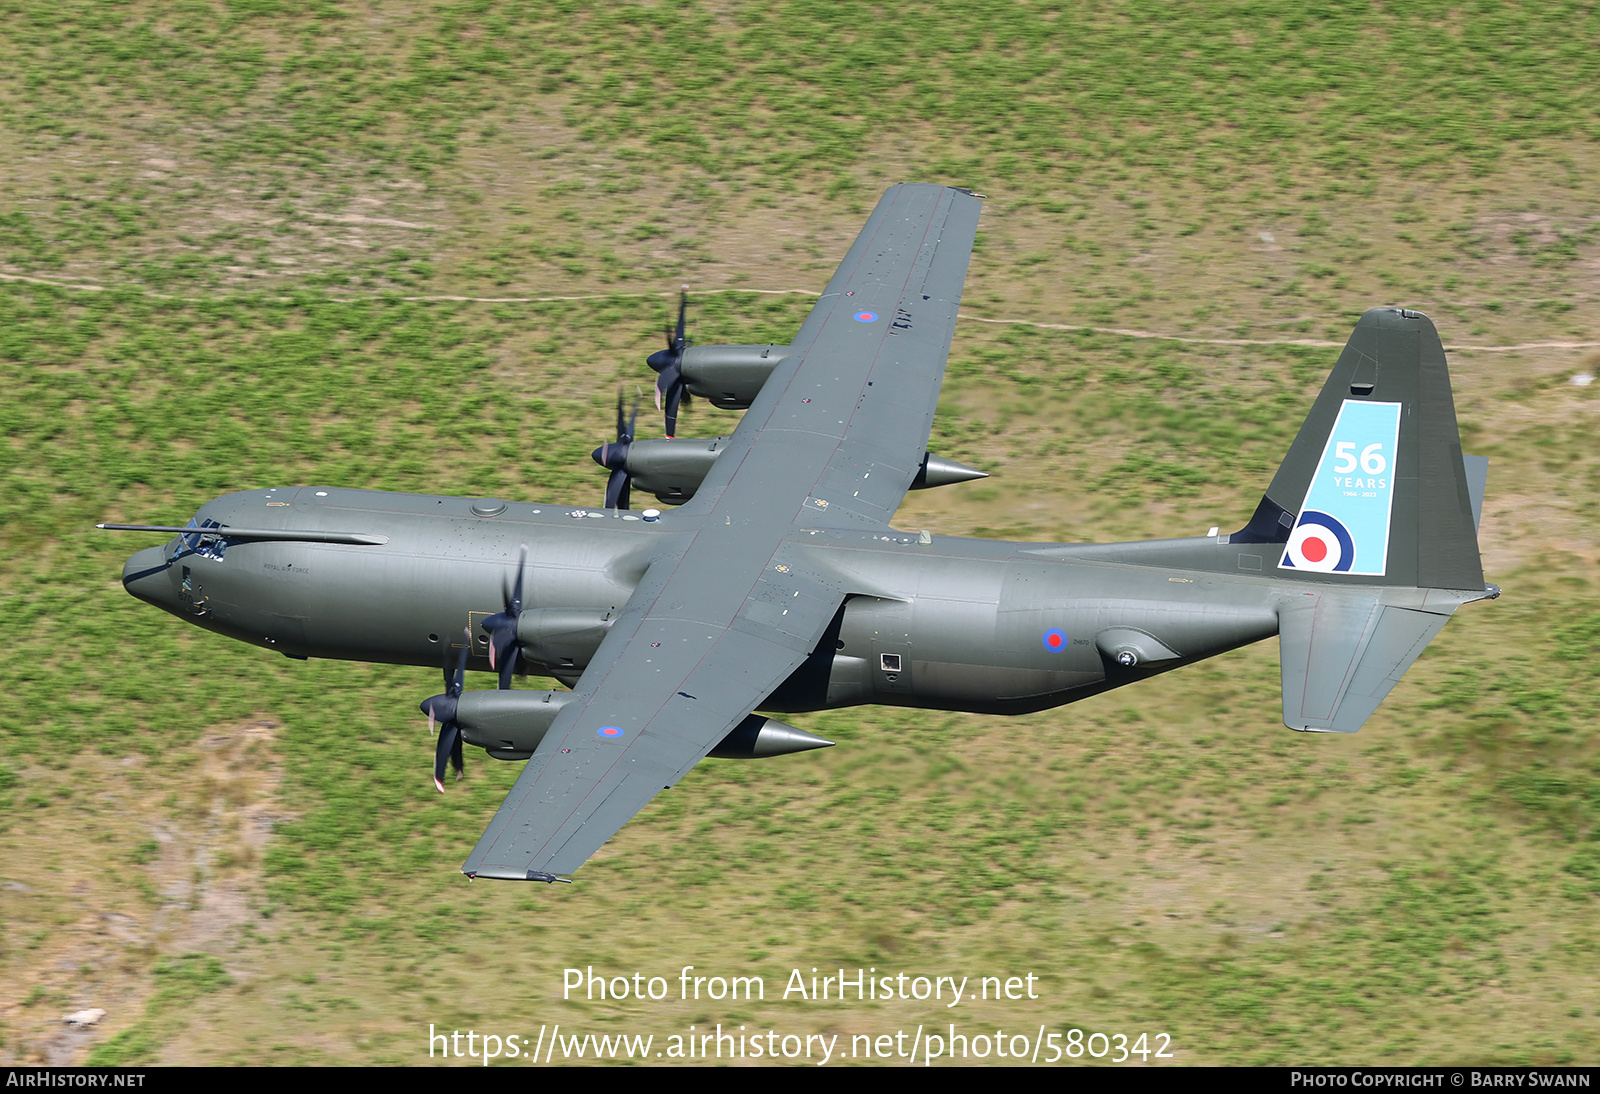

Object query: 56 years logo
[1281,400,1402,577]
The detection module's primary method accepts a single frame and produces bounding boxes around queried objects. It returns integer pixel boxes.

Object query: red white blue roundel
[1041,627,1068,651]
[597,725,624,739]
[853,311,878,323]
[1282,511,1355,572]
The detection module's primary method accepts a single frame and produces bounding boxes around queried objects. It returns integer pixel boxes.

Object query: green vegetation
[1,0,1597,1069]
[85,954,232,1066]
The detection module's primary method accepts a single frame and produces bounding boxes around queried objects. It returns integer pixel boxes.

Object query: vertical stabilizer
[1233,308,1484,590]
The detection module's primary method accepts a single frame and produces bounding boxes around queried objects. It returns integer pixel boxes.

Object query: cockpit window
[179,518,227,561]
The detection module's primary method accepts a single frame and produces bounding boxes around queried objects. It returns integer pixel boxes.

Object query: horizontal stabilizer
[1279,593,1450,733]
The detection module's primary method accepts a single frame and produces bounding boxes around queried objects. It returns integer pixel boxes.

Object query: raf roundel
[1282,511,1356,572]
[597,726,624,739]
[1041,627,1068,652]
[853,311,879,323]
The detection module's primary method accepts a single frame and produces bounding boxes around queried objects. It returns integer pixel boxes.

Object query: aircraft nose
[122,546,174,607]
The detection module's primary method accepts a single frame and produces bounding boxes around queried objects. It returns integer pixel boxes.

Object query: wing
[461,185,982,881]
[460,537,846,880]
[686,183,983,526]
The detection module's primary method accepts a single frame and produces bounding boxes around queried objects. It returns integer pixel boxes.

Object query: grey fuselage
[122,485,1288,716]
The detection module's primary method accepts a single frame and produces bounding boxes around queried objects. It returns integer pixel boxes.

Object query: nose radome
[122,546,173,607]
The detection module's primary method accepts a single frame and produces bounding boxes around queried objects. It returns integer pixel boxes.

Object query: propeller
[591,391,639,510]
[420,630,471,793]
[646,286,691,438]
[479,543,529,691]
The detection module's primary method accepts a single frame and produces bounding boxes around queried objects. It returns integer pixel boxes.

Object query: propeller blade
[605,468,630,511]
[594,390,640,508]
[663,371,684,439]
[477,555,527,691]
[645,288,690,437]
[450,629,469,697]
[496,640,517,691]
[434,721,462,793]
[420,630,473,792]
[483,621,512,680]
[506,545,527,618]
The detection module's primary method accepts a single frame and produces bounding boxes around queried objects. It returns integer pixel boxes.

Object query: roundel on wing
[597,725,624,739]
[1041,627,1068,651]
[853,311,879,323]
[1283,511,1355,572]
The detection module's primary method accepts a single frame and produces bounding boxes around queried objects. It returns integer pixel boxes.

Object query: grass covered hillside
[1,0,1597,1067]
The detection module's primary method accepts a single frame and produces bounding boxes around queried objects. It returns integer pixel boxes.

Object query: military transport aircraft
[104,184,1498,884]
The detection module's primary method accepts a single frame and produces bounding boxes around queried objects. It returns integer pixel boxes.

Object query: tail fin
[1241,309,1498,732]
[1232,307,1483,591]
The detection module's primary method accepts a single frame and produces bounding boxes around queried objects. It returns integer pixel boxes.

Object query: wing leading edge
[461,185,982,881]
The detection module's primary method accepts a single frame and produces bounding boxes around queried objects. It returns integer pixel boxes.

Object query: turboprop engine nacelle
[624,436,731,503]
[455,691,832,763]
[622,440,987,504]
[457,690,576,760]
[682,344,791,409]
[514,609,616,671]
